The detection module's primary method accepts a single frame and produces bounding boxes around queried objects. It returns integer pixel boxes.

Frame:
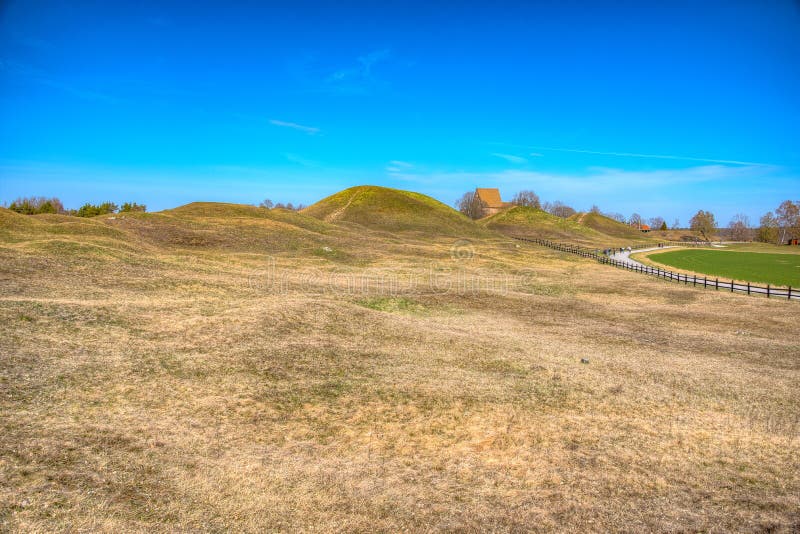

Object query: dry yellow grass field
[1,199,799,532]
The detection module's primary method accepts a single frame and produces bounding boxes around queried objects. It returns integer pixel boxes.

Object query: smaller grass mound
[482,206,612,247]
[644,248,800,287]
[104,203,335,252]
[570,212,654,242]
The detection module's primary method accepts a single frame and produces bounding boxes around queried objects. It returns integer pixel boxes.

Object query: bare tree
[590,205,601,214]
[455,191,486,219]
[272,202,303,211]
[648,216,665,230]
[758,211,779,243]
[689,210,716,241]
[259,199,274,209]
[728,213,750,242]
[545,201,576,218]
[629,213,643,228]
[775,200,799,244]
[511,190,541,209]
[605,212,626,223]
[672,218,681,229]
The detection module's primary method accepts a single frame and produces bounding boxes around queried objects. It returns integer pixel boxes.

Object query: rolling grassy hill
[482,206,628,247]
[302,185,486,236]
[569,212,655,242]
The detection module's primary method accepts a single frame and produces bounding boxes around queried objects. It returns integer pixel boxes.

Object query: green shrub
[8,196,65,215]
[74,202,119,217]
[120,202,147,213]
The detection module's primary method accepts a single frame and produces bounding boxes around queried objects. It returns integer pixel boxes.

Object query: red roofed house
[475,188,513,217]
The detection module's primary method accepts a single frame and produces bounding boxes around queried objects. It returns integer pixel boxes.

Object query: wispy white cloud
[386,160,414,172]
[389,164,771,191]
[389,160,413,168]
[527,145,771,167]
[284,153,319,167]
[269,119,320,135]
[491,153,527,164]
[0,58,122,103]
[383,163,793,222]
[326,49,391,94]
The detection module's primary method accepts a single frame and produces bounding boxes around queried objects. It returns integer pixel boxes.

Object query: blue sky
[1,0,798,224]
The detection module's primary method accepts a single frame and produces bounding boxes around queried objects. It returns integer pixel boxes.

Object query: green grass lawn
[645,248,800,287]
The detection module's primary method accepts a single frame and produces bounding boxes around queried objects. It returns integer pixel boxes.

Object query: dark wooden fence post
[767,284,770,298]
[715,278,719,290]
[747,281,750,295]
[789,286,793,300]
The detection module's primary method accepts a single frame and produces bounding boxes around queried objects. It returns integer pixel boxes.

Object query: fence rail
[514,237,798,301]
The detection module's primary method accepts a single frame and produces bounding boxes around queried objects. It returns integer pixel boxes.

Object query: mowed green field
[646,248,800,287]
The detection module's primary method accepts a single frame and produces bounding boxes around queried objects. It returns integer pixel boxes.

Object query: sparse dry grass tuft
[1,207,798,532]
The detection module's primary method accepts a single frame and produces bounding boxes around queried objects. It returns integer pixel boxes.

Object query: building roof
[475,188,505,208]
[640,224,651,230]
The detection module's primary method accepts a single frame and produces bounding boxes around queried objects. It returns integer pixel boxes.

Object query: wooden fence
[515,237,798,301]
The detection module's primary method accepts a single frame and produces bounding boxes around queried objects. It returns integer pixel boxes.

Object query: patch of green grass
[356,296,428,314]
[721,242,800,255]
[645,248,800,287]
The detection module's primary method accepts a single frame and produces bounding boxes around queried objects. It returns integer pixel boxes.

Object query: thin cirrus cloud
[384,164,790,222]
[325,49,391,94]
[386,160,414,172]
[527,146,772,167]
[269,119,320,135]
[491,153,527,164]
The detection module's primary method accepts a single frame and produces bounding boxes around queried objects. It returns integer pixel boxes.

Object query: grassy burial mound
[641,247,800,288]
[303,185,485,236]
[103,202,336,253]
[0,207,146,262]
[482,205,619,247]
[569,212,655,243]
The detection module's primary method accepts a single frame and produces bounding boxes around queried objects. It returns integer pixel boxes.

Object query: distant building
[640,224,651,233]
[787,238,799,246]
[475,188,512,216]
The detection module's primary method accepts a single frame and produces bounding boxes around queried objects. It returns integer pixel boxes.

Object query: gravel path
[608,246,676,267]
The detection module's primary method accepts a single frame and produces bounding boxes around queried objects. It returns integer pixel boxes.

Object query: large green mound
[570,212,653,242]
[482,206,615,246]
[302,185,484,236]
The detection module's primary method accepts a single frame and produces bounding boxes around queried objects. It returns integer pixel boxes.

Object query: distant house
[475,188,512,216]
[639,224,651,233]
[788,238,799,246]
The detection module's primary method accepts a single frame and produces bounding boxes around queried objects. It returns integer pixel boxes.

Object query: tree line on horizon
[258,199,305,211]
[4,197,146,217]
[455,190,800,245]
